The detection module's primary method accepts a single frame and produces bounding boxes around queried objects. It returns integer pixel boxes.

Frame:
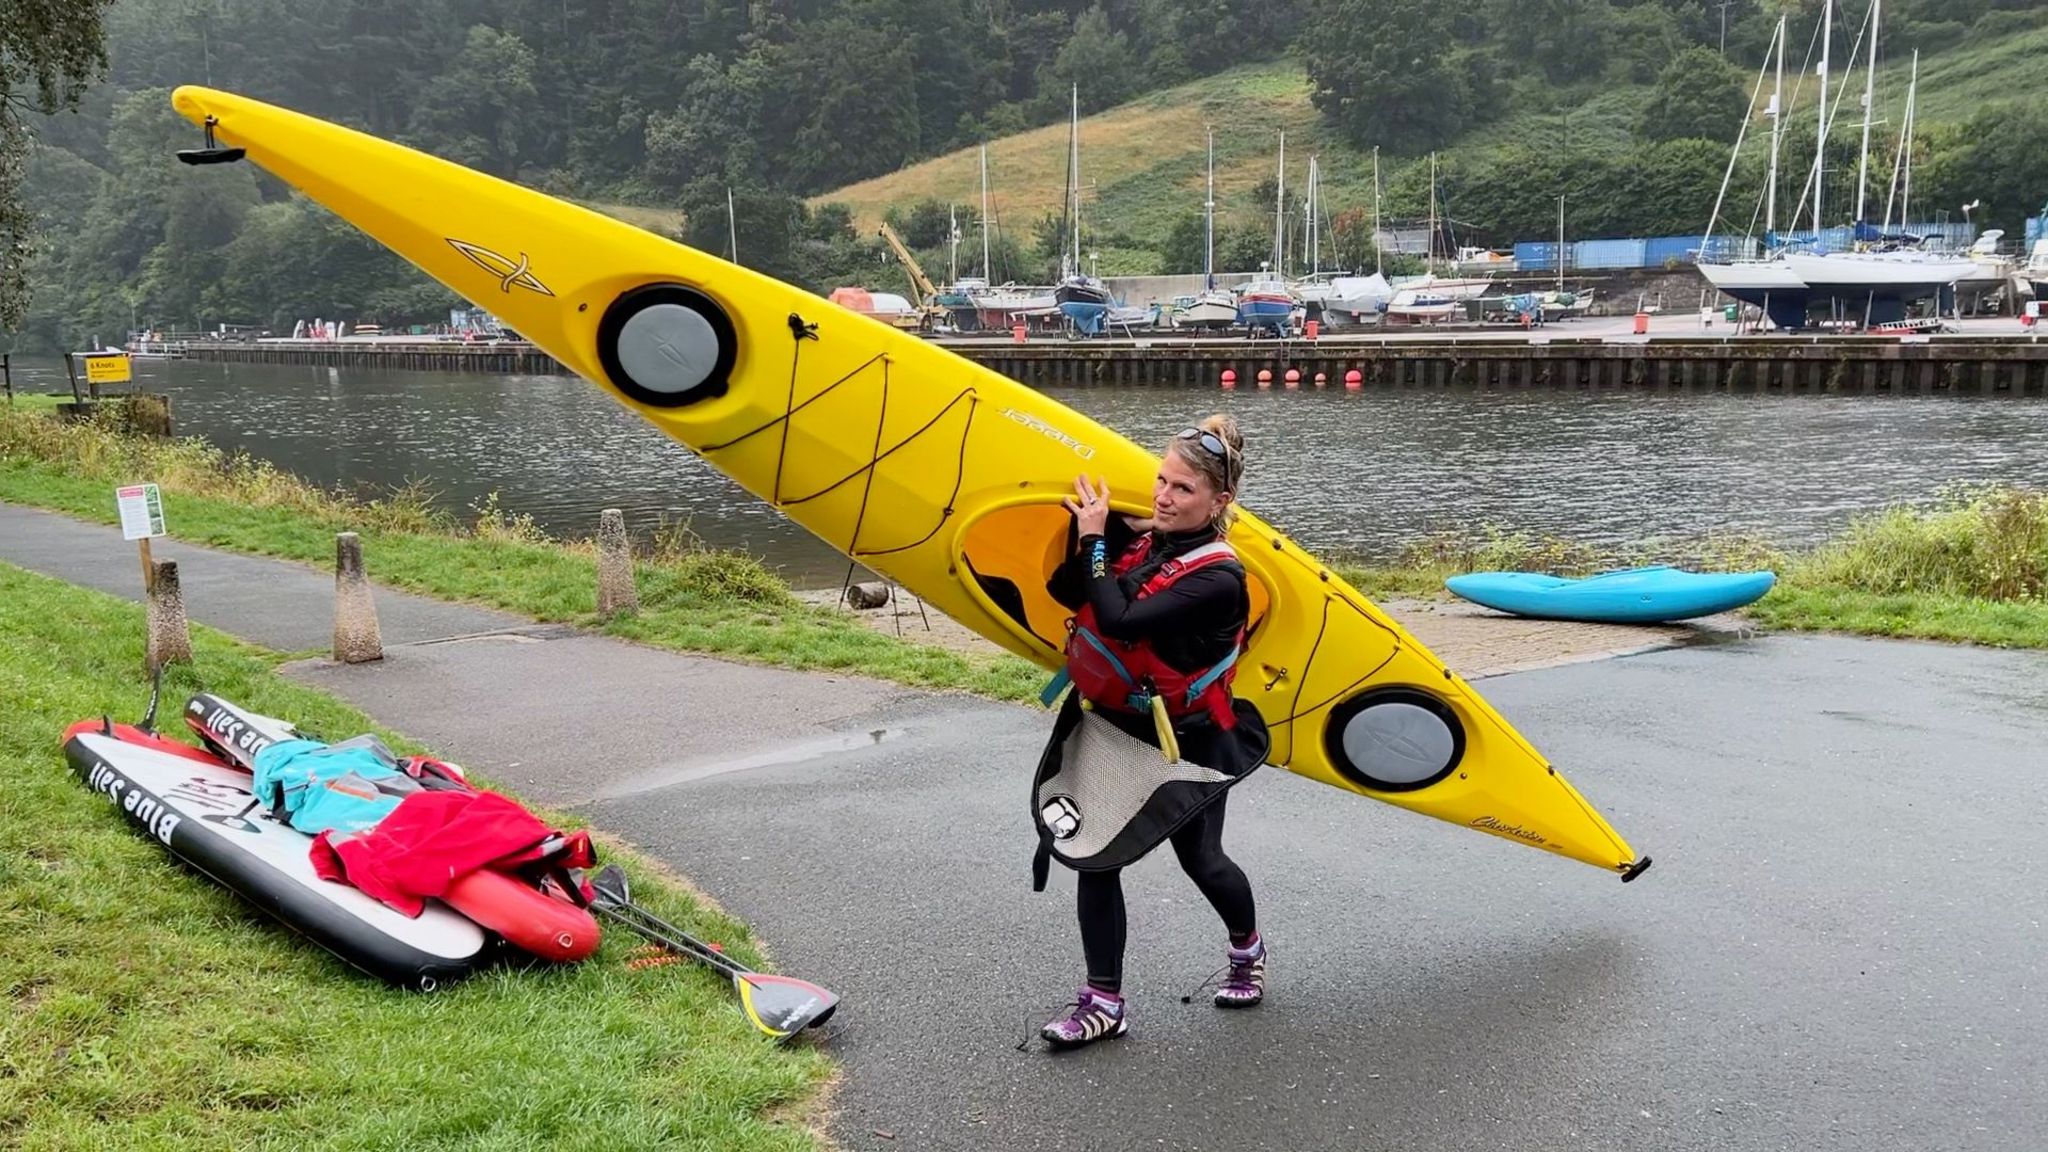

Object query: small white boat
[1385,289,1458,323]
[1173,290,1239,329]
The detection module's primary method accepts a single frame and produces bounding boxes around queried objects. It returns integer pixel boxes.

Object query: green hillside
[814,23,2048,274]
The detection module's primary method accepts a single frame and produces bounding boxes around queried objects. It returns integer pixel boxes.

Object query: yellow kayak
[171,86,1646,880]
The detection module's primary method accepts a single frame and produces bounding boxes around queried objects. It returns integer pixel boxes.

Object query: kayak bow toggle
[176,115,245,166]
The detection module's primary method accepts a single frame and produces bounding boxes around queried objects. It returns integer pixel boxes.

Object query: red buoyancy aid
[1056,535,1244,730]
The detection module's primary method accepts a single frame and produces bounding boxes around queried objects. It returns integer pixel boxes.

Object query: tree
[1301,0,1472,155]
[405,25,538,176]
[1041,5,1141,114]
[1914,105,2048,241]
[1500,0,1614,85]
[1635,46,1750,144]
[2,0,113,331]
[883,198,956,251]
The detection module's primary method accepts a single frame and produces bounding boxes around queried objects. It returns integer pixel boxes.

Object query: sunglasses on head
[1177,427,1231,459]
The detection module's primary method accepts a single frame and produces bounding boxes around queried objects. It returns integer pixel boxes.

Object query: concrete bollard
[146,560,193,673]
[846,581,891,610]
[333,532,384,663]
[596,508,639,618]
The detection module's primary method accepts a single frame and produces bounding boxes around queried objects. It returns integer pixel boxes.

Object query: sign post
[81,352,132,399]
[116,483,167,590]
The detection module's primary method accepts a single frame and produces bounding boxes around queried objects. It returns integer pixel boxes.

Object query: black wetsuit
[1046,518,1267,992]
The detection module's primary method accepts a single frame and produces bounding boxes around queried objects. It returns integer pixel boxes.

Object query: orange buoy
[1344,369,1362,391]
[1256,369,1272,389]
[1283,368,1300,389]
[1313,372,1327,388]
[1220,369,1237,390]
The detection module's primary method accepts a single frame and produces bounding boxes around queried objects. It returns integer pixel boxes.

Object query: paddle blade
[737,973,840,1040]
[591,863,631,906]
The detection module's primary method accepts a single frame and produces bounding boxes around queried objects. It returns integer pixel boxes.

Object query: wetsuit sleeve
[1047,517,1137,609]
[1081,557,1240,643]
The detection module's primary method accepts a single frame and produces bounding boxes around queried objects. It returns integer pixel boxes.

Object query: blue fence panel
[1574,238,1648,269]
[1514,241,1561,271]
[1699,236,1761,262]
[1915,221,1977,248]
[1644,235,1706,266]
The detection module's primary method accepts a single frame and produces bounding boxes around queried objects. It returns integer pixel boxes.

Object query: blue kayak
[1444,566,1777,624]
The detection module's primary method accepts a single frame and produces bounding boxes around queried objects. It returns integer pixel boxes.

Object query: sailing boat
[1776,0,1973,326]
[1697,12,1807,316]
[1704,0,1971,329]
[1236,133,1300,333]
[1052,85,1113,335]
[1318,145,1392,327]
[1175,127,1239,330]
[1389,153,1494,302]
[1540,194,1595,317]
[953,144,1058,332]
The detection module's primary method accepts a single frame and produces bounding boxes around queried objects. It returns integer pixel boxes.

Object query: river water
[13,357,2048,587]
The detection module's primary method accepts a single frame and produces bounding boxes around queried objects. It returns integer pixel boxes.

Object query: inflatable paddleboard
[1446,566,1777,624]
[171,88,1646,879]
[183,693,602,963]
[62,719,490,989]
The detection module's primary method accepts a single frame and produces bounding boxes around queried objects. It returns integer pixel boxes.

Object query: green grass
[1884,22,2048,126]
[1328,488,2048,649]
[5,393,69,412]
[0,405,1046,704]
[6,401,2046,689]
[813,24,2045,259]
[1745,584,2048,648]
[0,560,832,1150]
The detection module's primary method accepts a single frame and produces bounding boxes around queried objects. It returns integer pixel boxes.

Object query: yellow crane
[877,221,949,330]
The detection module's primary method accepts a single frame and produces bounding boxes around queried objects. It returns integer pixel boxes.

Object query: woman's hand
[1062,474,1110,537]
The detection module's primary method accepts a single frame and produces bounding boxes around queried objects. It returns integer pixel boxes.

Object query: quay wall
[179,336,2048,396]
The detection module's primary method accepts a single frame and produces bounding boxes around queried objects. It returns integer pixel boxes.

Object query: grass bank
[811,25,2048,265]
[0,560,831,1149]
[1334,485,2048,649]
[0,403,1046,703]
[4,403,2046,662]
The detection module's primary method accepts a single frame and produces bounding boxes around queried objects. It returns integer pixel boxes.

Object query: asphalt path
[7,501,2044,1150]
[582,634,2048,1152]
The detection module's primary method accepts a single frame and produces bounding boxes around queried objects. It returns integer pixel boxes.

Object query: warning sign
[115,483,165,541]
[83,353,133,385]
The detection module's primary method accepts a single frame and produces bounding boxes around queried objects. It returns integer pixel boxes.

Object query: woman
[1035,413,1270,1049]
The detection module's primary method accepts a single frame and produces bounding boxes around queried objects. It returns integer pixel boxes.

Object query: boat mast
[1767,13,1785,236]
[1204,126,1216,290]
[1898,49,1918,226]
[1069,84,1081,277]
[1815,0,1830,234]
[1427,152,1439,276]
[1855,0,1879,226]
[948,203,959,284]
[727,186,738,262]
[979,144,991,280]
[1272,132,1286,279]
[1301,155,1314,277]
[1557,193,1565,293]
[1372,146,1383,276]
